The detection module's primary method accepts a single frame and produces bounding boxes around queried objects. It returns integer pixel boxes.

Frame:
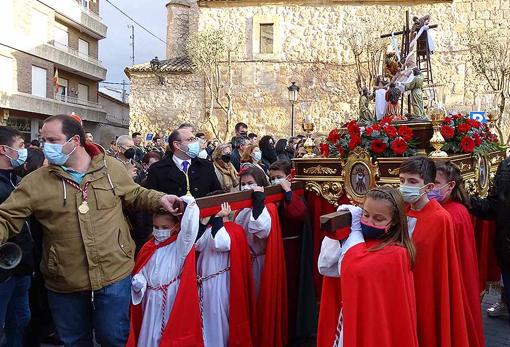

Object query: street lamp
[287,82,300,137]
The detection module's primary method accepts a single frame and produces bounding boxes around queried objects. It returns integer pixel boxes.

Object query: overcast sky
[99,0,167,86]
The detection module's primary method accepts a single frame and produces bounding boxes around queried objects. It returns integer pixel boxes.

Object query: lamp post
[287,82,300,137]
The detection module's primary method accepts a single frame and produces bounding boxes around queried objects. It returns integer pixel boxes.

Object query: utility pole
[128,24,135,66]
[121,80,126,103]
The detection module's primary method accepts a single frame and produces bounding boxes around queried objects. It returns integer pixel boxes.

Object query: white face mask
[153,228,172,242]
[197,149,208,159]
[240,183,258,191]
[271,178,285,185]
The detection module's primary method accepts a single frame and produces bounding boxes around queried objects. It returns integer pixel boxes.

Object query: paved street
[484,293,510,346]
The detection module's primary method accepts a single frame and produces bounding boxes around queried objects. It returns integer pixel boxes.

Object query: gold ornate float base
[293,148,505,205]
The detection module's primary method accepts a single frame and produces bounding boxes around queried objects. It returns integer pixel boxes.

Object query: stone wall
[128,0,510,140]
[128,72,205,135]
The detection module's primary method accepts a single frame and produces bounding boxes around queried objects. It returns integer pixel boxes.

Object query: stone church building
[126,0,509,140]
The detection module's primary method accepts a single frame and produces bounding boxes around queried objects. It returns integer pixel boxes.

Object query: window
[53,26,68,47]
[78,39,89,59]
[31,66,47,98]
[78,83,89,102]
[81,0,89,9]
[6,118,31,143]
[31,9,48,44]
[57,78,68,100]
[0,55,13,91]
[259,24,274,54]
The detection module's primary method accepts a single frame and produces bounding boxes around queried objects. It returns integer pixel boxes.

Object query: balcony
[38,0,107,39]
[0,91,107,123]
[56,94,102,109]
[30,42,106,81]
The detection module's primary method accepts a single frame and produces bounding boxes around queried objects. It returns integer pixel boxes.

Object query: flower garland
[321,116,416,158]
[440,114,500,154]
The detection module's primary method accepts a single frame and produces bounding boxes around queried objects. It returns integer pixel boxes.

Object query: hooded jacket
[0,144,165,293]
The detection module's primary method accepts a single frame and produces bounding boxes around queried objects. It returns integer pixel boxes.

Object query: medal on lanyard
[63,179,91,214]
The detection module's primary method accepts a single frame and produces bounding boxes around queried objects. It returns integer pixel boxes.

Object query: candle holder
[424,84,448,158]
[302,121,316,158]
[483,91,504,144]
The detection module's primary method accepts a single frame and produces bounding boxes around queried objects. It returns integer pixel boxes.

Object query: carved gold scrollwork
[303,165,338,175]
[387,168,400,176]
[491,155,503,165]
[457,162,472,172]
[305,181,343,207]
[465,178,478,196]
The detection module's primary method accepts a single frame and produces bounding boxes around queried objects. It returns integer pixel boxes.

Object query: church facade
[126,0,510,140]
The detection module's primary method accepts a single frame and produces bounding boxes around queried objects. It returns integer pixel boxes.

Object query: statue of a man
[359,87,374,124]
[404,67,427,120]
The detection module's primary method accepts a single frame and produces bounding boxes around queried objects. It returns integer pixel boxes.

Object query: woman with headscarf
[212,143,239,193]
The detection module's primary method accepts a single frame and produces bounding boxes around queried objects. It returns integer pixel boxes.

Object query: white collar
[172,155,191,171]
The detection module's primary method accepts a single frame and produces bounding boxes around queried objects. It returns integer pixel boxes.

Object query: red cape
[316,227,349,347]
[256,203,288,347]
[224,221,258,347]
[443,201,485,347]
[126,235,204,347]
[341,240,418,347]
[407,199,469,347]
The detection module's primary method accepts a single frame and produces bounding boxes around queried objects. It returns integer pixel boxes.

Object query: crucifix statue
[380,11,437,119]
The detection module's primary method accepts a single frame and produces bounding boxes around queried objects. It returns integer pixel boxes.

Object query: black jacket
[145,154,222,198]
[231,149,241,172]
[470,157,510,272]
[0,169,34,282]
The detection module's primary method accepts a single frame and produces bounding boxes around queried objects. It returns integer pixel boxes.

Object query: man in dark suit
[145,128,222,198]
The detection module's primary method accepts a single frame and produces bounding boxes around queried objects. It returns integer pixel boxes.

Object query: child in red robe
[399,156,470,346]
[235,166,288,347]
[268,160,317,344]
[431,162,484,346]
[318,186,418,347]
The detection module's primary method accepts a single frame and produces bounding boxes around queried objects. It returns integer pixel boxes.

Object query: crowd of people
[0,115,508,347]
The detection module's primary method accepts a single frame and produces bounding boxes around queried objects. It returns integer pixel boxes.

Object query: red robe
[316,227,349,347]
[278,193,307,341]
[341,240,418,347]
[127,235,204,347]
[223,221,258,347]
[256,203,288,347]
[442,201,485,347]
[407,199,469,347]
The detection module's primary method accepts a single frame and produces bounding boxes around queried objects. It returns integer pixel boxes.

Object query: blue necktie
[181,161,189,173]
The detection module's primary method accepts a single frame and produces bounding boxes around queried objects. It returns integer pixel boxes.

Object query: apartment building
[0,0,107,142]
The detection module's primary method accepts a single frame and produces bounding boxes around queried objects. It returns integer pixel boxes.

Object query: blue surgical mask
[43,138,77,166]
[4,147,27,168]
[62,167,86,184]
[427,183,450,202]
[360,220,388,239]
[184,141,200,159]
[399,184,427,204]
[252,151,262,162]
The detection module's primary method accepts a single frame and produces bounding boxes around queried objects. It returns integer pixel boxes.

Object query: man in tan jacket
[0,115,182,347]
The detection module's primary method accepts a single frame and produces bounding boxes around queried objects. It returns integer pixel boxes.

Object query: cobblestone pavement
[38,293,510,347]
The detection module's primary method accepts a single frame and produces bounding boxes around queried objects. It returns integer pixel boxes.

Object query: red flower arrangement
[320,118,416,158]
[441,114,500,154]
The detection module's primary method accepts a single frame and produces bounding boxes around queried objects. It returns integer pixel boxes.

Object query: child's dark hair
[153,209,179,222]
[239,166,269,187]
[399,156,436,184]
[268,160,292,175]
[435,161,470,206]
[366,186,416,267]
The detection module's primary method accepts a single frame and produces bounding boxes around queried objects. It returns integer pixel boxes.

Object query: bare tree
[186,29,243,141]
[466,29,510,126]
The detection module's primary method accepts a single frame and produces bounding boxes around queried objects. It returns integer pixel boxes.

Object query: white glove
[132,274,147,293]
[337,204,363,233]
